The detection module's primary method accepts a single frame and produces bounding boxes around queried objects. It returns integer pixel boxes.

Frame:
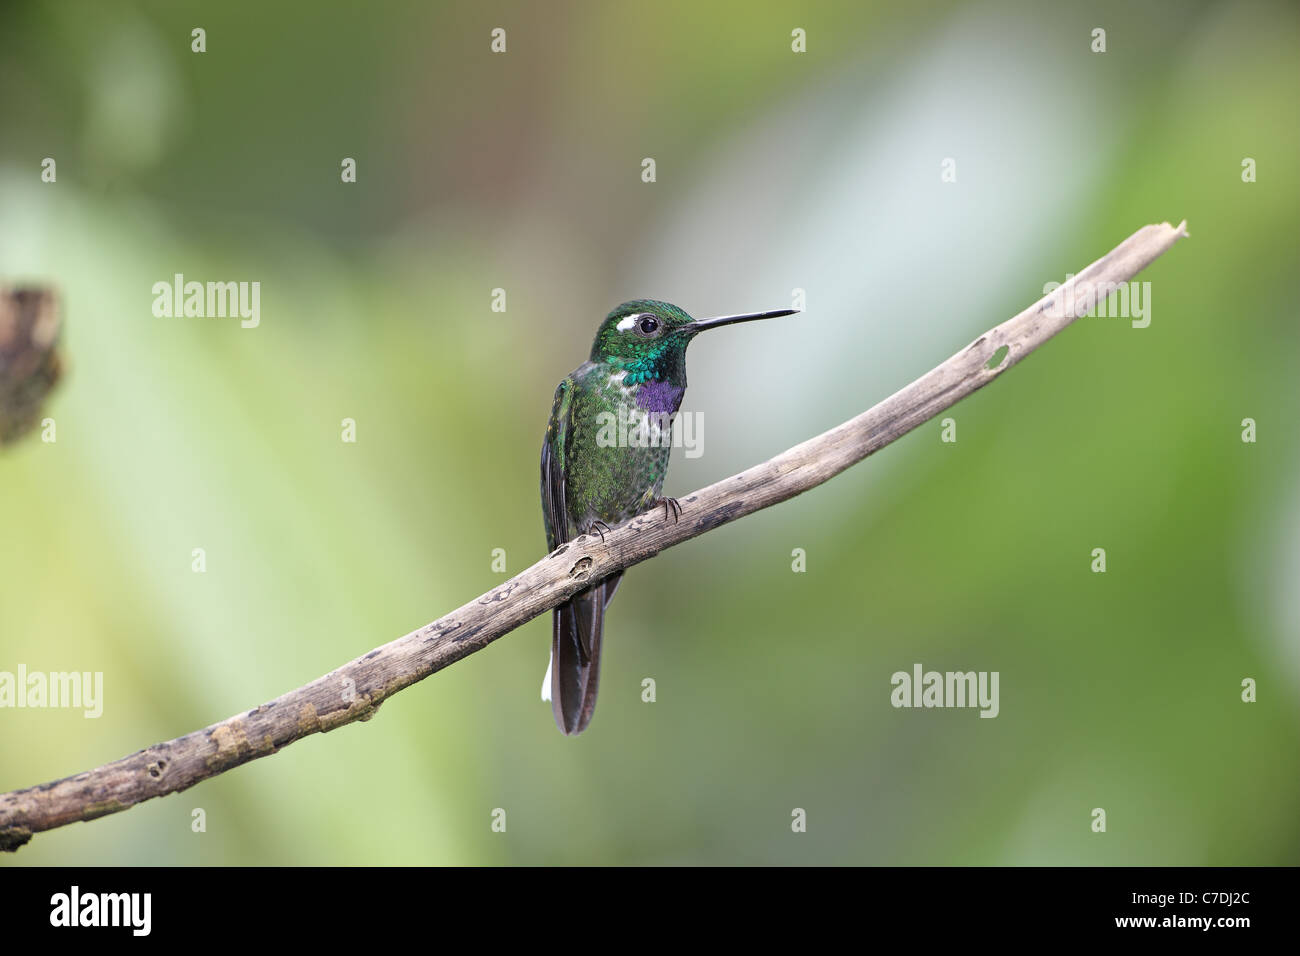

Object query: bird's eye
[638,316,659,335]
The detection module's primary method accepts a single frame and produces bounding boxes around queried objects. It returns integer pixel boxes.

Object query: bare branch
[0,220,1188,851]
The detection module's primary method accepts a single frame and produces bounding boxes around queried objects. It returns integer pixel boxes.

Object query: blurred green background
[1,0,1297,865]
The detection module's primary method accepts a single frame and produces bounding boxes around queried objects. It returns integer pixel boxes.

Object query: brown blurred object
[0,287,62,445]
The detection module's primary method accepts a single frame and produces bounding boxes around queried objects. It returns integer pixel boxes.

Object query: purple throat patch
[635,379,683,414]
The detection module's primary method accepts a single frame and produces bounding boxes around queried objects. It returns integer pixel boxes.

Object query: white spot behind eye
[615,315,639,332]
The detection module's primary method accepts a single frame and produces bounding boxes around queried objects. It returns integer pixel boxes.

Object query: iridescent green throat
[607,349,666,385]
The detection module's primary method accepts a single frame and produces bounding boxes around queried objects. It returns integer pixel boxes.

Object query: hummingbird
[540,298,798,735]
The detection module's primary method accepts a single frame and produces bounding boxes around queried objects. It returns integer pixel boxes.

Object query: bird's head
[589,299,796,385]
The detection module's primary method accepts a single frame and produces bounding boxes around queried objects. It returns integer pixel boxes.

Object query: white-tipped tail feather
[541,650,553,702]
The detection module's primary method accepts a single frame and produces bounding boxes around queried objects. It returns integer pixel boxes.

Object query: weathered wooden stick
[0,220,1188,851]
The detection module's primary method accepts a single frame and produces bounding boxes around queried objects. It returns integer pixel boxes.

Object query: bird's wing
[539,379,572,707]
[539,373,620,734]
[540,377,573,553]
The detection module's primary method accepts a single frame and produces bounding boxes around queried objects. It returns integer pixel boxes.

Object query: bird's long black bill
[689,308,798,333]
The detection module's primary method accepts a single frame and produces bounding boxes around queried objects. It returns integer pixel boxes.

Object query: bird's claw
[660,497,682,524]
[585,520,611,542]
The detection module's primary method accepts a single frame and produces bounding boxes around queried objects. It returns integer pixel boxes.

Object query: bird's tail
[546,572,622,735]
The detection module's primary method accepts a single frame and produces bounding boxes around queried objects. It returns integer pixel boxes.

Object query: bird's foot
[584,520,611,542]
[656,496,682,524]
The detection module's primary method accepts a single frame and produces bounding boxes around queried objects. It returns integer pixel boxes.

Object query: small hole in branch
[985,345,1009,370]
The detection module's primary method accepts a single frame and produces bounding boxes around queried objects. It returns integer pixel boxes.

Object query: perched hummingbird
[540,299,797,735]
